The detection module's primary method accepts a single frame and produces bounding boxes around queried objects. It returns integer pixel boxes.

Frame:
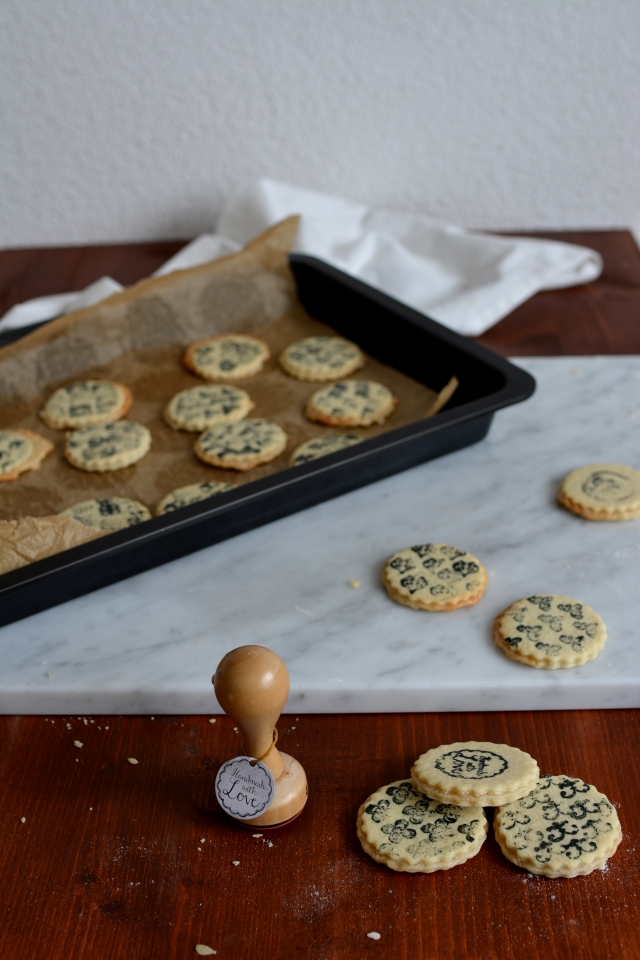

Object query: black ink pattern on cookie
[40,380,132,430]
[0,429,53,482]
[280,336,365,381]
[60,497,151,532]
[64,421,152,472]
[164,385,254,432]
[156,480,236,515]
[290,434,363,466]
[382,543,488,611]
[184,334,270,381]
[305,380,397,427]
[412,742,539,807]
[558,463,640,520]
[194,418,287,471]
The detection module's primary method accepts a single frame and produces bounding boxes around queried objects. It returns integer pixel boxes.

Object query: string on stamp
[249,727,278,767]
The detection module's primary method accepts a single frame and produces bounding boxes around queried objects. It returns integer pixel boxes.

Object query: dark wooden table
[1,231,639,960]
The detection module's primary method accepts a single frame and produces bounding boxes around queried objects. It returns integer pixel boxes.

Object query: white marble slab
[2,356,639,715]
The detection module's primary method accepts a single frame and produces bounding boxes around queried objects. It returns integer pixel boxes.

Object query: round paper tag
[215,756,275,820]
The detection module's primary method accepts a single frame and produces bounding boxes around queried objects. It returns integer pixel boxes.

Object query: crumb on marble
[350,579,361,589]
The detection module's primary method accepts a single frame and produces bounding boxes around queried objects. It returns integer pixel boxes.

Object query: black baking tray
[0,255,535,627]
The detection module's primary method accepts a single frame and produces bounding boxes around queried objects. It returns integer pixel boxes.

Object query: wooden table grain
[1,231,639,960]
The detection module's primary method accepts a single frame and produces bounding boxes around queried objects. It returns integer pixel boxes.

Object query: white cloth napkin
[0,178,602,336]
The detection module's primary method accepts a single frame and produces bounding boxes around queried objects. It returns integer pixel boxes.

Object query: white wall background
[1,0,639,248]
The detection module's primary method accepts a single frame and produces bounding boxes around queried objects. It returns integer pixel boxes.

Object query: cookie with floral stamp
[280,335,365,381]
[164,384,254,432]
[305,380,397,427]
[60,497,151,532]
[382,543,488,612]
[357,779,487,873]
[0,429,53,482]
[558,463,640,520]
[411,742,540,807]
[493,594,607,669]
[156,480,236,515]
[494,774,622,877]
[184,334,270,381]
[195,419,287,471]
[290,434,363,466]
[40,380,132,430]
[64,421,152,472]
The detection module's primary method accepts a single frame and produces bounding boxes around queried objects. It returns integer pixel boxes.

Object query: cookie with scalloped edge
[558,463,640,520]
[382,543,488,612]
[0,429,53,482]
[40,380,132,430]
[164,384,254,432]
[195,418,287,471]
[280,336,365,381]
[290,434,363,466]
[184,334,270,381]
[494,774,622,877]
[305,380,397,427]
[64,421,151,472]
[493,594,607,669]
[156,480,236,515]
[357,779,487,873]
[60,497,151,532]
[411,742,540,807]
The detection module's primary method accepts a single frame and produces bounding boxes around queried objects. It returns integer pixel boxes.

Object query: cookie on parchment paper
[64,421,151,472]
[184,334,270,381]
[60,497,151,532]
[411,742,539,807]
[493,594,607,669]
[382,543,488,612]
[280,336,365,381]
[195,419,287,471]
[0,429,54,482]
[164,385,254,432]
[156,481,236,515]
[305,380,397,427]
[494,774,622,878]
[290,434,363,467]
[40,380,132,430]
[357,780,487,873]
[558,463,640,521]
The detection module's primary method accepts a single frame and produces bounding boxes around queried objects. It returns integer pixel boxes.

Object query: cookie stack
[357,740,622,878]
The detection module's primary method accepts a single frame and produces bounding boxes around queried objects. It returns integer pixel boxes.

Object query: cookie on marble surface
[156,480,236,515]
[493,594,607,669]
[382,543,488,612]
[195,419,287,471]
[40,380,132,430]
[411,742,540,807]
[64,421,151,472]
[184,334,270,381]
[290,434,363,466]
[280,335,365,381]
[357,779,487,873]
[558,463,640,520]
[164,385,254,432]
[305,380,397,427]
[60,497,151,532]
[0,429,53,482]
[494,774,622,878]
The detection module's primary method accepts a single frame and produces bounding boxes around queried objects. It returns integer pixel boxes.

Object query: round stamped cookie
[357,780,487,873]
[494,774,622,878]
[382,543,488,612]
[156,480,236,515]
[60,497,151,532]
[306,380,397,427]
[184,334,270,381]
[195,419,287,471]
[164,385,254,432]
[0,429,53,482]
[411,742,540,807]
[40,380,132,430]
[558,463,640,520]
[493,594,607,669]
[65,421,151,472]
[280,336,365,381]
[290,434,362,466]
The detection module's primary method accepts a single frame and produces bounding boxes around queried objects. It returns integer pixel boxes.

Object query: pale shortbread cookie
[164,385,254,432]
[0,429,53,482]
[382,543,488,612]
[60,497,151,532]
[290,434,363,466]
[411,742,540,807]
[156,480,236,515]
[305,380,397,427]
[195,419,287,471]
[494,774,622,878]
[64,421,151,472]
[280,336,365,381]
[184,334,270,381]
[357,779,487,873]
[40,380,132,430]
[558,463,640,520]
[493,594,607,669]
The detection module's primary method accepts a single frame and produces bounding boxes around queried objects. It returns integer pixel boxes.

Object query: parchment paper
[0,218,455,528]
